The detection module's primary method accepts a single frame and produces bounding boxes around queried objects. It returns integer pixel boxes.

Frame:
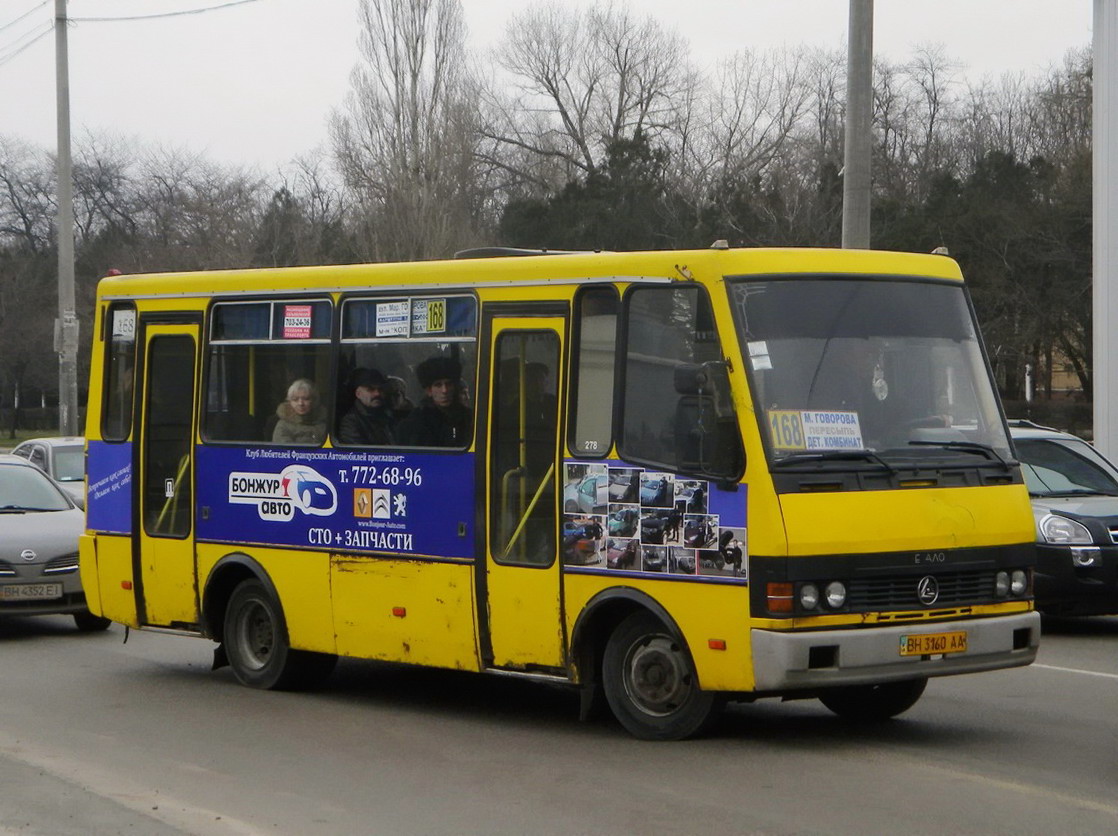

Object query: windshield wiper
[772,449,896,473]
[1031,489,1118,498]
[906,440,1012,467]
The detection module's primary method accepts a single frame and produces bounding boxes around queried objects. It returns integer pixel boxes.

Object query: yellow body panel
[80,533,139,627]
[330,558,479,669]
[92,247,964,305]
[196,544,336,654]
[780,483,1034,556]
[564,573,755,691]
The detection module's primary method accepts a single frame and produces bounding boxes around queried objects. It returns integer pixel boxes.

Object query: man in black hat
[397,355,472,447]
[338,367,397,445]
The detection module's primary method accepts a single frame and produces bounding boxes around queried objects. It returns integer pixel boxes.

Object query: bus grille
[847,570,997,611]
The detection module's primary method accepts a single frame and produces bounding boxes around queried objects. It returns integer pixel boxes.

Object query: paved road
[1,613,1116,835]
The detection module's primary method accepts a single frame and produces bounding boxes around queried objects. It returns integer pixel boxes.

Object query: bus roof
[95,246,964,300]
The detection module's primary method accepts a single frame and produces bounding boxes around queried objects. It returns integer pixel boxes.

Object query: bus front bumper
[750,611,1040,692]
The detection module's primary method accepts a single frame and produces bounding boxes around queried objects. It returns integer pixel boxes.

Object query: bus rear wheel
[223,578,336,691]
[73,610,111,632]
[602,611,719,740]
[818,677,928,721]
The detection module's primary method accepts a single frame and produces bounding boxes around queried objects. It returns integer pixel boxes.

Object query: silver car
[0,454,109,631]
[10,436,86,508]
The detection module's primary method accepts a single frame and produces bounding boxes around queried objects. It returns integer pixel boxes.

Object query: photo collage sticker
[562,463,747,579]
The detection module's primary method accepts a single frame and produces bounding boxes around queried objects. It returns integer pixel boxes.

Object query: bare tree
[484,1,698,196]
[332,0,487,261]
[0,137,54,253]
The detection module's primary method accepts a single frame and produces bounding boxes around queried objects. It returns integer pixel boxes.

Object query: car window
[1015,437,1118,496]
[53,447,85,482]
[28,446,47,468]
[0,465,72,511]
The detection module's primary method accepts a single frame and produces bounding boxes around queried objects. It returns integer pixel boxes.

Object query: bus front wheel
[818,677,928,721]
[223,579,336,691]
[602,611,719,740]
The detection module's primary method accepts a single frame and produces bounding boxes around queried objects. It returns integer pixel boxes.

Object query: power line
[0,19,52,68]
[71,0,260,23]
[0,1,48,35]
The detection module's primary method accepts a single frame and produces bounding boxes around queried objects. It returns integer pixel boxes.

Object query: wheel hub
[238,601,275,670]
[625,636,691,715]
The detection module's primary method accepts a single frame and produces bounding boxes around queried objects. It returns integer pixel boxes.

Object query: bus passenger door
[483,317,565,670]
[135,321,201,628]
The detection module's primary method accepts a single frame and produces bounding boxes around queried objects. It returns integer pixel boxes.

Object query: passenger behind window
[338,367,397,445]
[385,374,415,419]
[272,378,326,445]
[397,356,472,447]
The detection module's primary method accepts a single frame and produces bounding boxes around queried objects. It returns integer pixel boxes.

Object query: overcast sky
[0,0,1096,170]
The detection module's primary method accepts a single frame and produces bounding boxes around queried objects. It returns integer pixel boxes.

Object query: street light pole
[842,0,873,249]
[55,0,79,436]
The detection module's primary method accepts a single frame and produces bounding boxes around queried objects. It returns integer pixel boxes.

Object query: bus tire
[818,677,928,721]
[602,611,718,740]
[223,578,336,691]
[73,610,112,632]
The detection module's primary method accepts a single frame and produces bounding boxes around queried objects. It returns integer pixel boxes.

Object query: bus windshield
[730,277,1012,463]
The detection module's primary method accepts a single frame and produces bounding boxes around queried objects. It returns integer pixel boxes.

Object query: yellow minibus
[80,244,1038,739]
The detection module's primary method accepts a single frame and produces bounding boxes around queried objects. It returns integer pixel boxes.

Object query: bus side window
[619,286,741,478]
[569,286,618,457]
[102,304,137,442]
[203,300,332,445]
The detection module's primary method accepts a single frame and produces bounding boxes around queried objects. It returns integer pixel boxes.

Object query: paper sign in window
[412,299,446,335]
[800,411,864,450]
[282,305,312,339]
[376,301,410,337]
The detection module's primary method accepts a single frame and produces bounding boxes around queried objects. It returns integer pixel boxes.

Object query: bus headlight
[799,583,820,610]
[995,571,1010,597]
[1010,570,1028,596]
[1039,514,1093,545]
[824,581,846,609]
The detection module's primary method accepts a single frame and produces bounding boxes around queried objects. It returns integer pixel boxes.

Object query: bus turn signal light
[767,582,794,613]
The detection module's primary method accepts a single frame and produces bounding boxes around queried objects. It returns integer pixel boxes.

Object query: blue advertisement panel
[86,440,133,534]
[195,446,476,560]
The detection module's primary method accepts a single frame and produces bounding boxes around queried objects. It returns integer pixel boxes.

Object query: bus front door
[483,318,565,670]
[135,322,200,628]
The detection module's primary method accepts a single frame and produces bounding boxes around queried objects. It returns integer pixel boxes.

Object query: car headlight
[799,583,820,610]
[1038,513,1093,545]
[1010,569,1028,596]
[824,581,847,608]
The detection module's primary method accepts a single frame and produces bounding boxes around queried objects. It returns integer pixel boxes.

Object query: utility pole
[1095,0,1118,458]
[842,0,873,249]
[55,0,79,436]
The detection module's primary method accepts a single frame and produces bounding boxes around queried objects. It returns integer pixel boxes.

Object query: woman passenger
[272,378,327,444]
